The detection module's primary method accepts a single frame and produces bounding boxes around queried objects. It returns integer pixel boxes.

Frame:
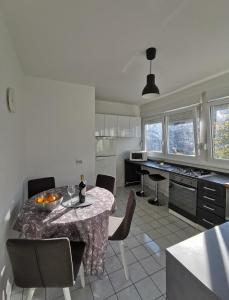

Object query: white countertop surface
[167,222,229,300]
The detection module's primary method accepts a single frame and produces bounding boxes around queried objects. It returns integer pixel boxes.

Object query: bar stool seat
[148,174,165,181]
[148,173,166,205]
[136,169,150,197]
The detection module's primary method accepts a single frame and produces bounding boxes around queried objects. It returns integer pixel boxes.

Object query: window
[167,110,196,156]
[145,120,163,153]
[211,103,229,160]
[144,108,199,159]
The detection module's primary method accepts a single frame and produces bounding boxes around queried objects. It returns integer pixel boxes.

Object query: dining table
[13,186,115,275]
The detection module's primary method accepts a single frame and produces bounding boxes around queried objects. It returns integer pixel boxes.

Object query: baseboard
[169,209,205,231]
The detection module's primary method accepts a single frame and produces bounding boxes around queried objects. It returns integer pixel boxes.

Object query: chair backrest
[6,238,85,288]
[96,174,115,194]
[28,177,55,198]
[109,190,136,241]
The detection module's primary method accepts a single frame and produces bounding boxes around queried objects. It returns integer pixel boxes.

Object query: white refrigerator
[95,139,117,194]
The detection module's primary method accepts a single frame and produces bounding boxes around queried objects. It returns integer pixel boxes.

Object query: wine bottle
[79,174,86,203]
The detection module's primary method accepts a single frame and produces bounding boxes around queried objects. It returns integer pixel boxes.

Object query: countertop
[199,174,229,186]
[166,221,229,299]
[126,159,229,186]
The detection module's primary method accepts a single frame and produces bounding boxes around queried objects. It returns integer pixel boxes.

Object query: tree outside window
[212,104,229,160]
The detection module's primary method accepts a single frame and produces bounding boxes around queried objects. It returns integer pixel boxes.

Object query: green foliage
[214,120,229,159]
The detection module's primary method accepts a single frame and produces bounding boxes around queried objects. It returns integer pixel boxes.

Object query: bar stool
[136,169,150,197]
[148,174,166,205]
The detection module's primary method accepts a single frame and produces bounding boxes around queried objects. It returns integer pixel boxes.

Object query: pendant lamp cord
[149,60,152,74]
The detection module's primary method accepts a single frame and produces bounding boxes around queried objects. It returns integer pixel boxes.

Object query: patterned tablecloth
[13,186,115,275]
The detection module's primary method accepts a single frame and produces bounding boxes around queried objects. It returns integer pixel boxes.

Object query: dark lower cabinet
[197,208,225,229]
[198,198,225,218]
[197,179,226,229]
[125,160,141,186]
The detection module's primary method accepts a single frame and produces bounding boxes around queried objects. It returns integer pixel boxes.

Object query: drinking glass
[67,185,75,199]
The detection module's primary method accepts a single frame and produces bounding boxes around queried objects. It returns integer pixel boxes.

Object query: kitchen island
[166,221,229,300]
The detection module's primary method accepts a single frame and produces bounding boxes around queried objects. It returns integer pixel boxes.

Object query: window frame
[165,107,199,160]
[143,116,165,157]
[208,97,229,163]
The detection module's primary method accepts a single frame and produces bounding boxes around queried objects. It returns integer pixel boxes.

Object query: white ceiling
[1,0,229,104]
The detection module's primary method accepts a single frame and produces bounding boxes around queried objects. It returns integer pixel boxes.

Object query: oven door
[169,180,197,216]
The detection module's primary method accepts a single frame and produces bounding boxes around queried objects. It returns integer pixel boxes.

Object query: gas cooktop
[173,167,212,178]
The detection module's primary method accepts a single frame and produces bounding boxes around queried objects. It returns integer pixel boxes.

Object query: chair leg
[119,241,129,280]
[26,288,35,300]
[79,262,85,288]
[148,182,160,206]
[63,288,71,300]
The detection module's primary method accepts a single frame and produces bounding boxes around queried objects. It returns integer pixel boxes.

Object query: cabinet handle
[203,205,215,212]
[203,195,215,202]
[202,218,214,226]
[203,186,216,192]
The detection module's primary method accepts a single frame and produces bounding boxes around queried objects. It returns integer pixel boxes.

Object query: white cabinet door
[95,114,105,136]
[117,116,130,137]
[104,114,118,137]
[129,117,141,138]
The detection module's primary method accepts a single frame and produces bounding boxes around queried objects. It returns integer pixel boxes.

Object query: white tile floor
[11,186,201,300]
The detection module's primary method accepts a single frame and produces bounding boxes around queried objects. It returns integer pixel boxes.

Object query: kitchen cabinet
[95,114,105,136]
[104,114,118,137]
[125,160,141,185]
[117,115,130,137]
[197,179,226,228]
[167,222,229,300]
[95,114,141,138]
[129,117,141,138]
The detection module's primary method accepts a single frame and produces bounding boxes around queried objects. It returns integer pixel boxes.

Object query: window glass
[211,104,229,160]
[168,118,196,156]
[145,122,163,153]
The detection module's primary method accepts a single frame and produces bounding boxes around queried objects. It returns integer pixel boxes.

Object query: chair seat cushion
[136,169,150,176]
[148,174,166,181]
[108,216,123,238]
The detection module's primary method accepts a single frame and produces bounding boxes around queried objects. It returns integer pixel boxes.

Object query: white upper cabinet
[129,117,141,138]
[95,114,141,137]
[104,114,118,137]
[95,114,105,136]
[117,115,130,137]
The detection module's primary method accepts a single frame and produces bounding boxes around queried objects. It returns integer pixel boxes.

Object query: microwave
[130,151,148,161]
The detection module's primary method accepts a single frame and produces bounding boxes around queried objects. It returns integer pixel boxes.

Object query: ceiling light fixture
[142,47,159,99]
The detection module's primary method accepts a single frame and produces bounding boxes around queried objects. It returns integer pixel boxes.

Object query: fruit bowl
[34,192,63,211]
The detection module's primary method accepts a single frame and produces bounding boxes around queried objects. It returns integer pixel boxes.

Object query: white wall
[24,76,95,187]
[96,99,140,116]
[0,8,24,299]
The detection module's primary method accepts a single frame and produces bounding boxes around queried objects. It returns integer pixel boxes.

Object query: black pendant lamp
[142,47,159,99]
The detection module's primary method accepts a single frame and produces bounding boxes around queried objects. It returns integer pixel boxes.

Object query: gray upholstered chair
[108,191,136,280]
[7,238,85,300]
[96,174,115,194]
[28,177,56,198]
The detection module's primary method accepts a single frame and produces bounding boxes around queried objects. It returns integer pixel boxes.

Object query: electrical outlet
[75,160,83,164]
